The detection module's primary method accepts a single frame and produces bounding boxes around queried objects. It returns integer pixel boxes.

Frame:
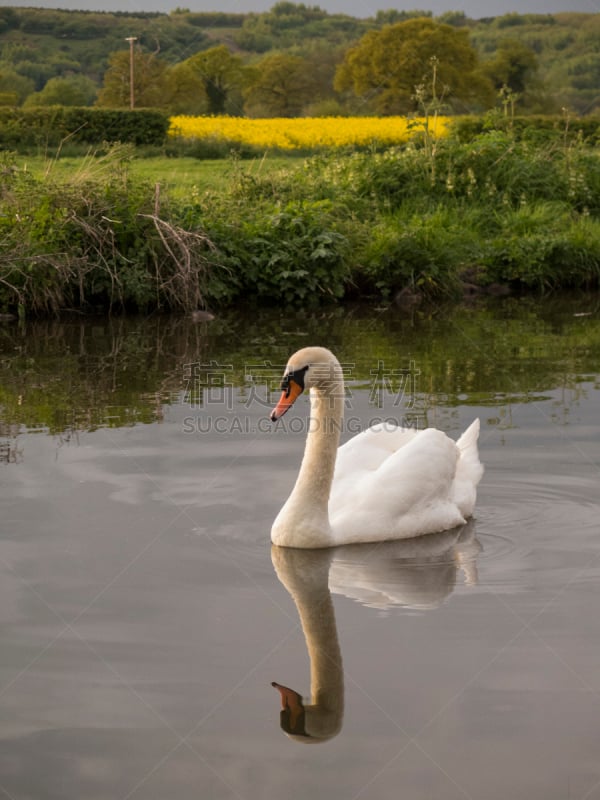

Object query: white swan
[270,346,483,549]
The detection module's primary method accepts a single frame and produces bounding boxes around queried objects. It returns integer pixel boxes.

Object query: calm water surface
[0,296,599,800]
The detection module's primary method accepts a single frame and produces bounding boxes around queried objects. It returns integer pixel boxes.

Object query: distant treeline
[0,3,599,116]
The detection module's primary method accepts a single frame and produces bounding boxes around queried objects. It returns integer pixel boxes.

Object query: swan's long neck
[272,370,344,548]
[296,385,344,505]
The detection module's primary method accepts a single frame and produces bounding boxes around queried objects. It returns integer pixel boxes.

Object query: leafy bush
[325,126,600,215]
[483,203,600,288]
[356,206,481,298]
[204,199,350,304]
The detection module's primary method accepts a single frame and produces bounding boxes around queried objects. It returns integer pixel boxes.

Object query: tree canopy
[24,75,97,107]
[96,49,168,109]
[182,46,247,115]
[243,53,319,117]
[335,18,494,114]
[482,38,539,94]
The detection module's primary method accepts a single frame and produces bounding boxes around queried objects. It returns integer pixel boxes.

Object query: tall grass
[0,146,222,314]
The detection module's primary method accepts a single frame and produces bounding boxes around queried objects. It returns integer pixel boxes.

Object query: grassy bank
[2,123,600,316]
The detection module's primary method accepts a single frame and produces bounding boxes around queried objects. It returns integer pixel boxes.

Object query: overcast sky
[0,0,598,19]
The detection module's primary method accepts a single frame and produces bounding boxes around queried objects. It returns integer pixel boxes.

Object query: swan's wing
[330,428,465,542]
[334,422,421,476]
[370,428,459,507]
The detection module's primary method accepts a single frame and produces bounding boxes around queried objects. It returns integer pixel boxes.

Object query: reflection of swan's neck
[298,568,343,716]
[272,548,344,741]
[272,372,344,548]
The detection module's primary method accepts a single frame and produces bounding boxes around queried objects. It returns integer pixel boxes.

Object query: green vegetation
[2,118,599,316]
[20,154,300,195]
[334,18,493,114]
[0,107,169,151]
[0,4,599,115]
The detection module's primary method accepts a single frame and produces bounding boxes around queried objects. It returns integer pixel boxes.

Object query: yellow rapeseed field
[168,115,450,150]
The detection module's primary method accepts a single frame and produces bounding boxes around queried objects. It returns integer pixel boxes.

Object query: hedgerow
[0,107,169,152]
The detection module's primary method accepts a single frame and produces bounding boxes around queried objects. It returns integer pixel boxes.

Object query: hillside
[0,4,598,114]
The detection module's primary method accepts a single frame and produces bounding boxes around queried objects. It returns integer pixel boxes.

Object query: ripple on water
[187,472,599,594]
[479,474,599,538]
[475,472,600,591]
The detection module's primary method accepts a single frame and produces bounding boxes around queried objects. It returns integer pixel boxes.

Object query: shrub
[357,205,480,298]
[452,114,600,145]
[204,199,350,305]
[2,121,600,316]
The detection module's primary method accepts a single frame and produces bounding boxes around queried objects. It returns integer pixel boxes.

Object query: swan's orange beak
[270,378,303,421]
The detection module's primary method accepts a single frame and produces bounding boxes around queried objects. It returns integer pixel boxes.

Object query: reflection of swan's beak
[271,681,307,736]
[270,379,303,421]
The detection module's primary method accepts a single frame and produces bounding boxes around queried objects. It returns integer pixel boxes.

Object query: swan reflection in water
[271,523,481,743]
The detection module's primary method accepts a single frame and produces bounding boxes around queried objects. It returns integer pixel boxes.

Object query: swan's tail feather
[456,419,484,479]
[452,418,484,517]
[456,417,479,450]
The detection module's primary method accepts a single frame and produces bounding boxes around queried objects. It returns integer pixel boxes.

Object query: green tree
[96,49,168,109]
[183,45,247,115]
[335,17,494,114]
[0,68,35,105]
[375,9,432,25]
[298,42,346,113]
[24,75,98,107]
[0,92,18,106]
[163,61,208,114]
[437,11,468,27]
[482,38,539,94]
[243,53,319,116]
[235,16,274,54]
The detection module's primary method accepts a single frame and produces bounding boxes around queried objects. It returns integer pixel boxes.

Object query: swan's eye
[281,365,309,397]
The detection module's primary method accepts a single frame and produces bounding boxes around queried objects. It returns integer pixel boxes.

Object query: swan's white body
[271,347,483,549]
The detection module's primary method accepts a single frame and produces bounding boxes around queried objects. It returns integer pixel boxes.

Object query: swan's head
[270,346,342,421]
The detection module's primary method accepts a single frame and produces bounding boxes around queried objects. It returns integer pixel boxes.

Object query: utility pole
[125,36,137,109]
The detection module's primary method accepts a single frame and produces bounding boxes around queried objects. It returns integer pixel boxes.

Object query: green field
[18,154,303,196]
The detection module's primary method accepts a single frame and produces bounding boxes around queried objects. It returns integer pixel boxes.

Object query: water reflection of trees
[0,316,214,434]
[0,295,598,436]
[0,422,22,463]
